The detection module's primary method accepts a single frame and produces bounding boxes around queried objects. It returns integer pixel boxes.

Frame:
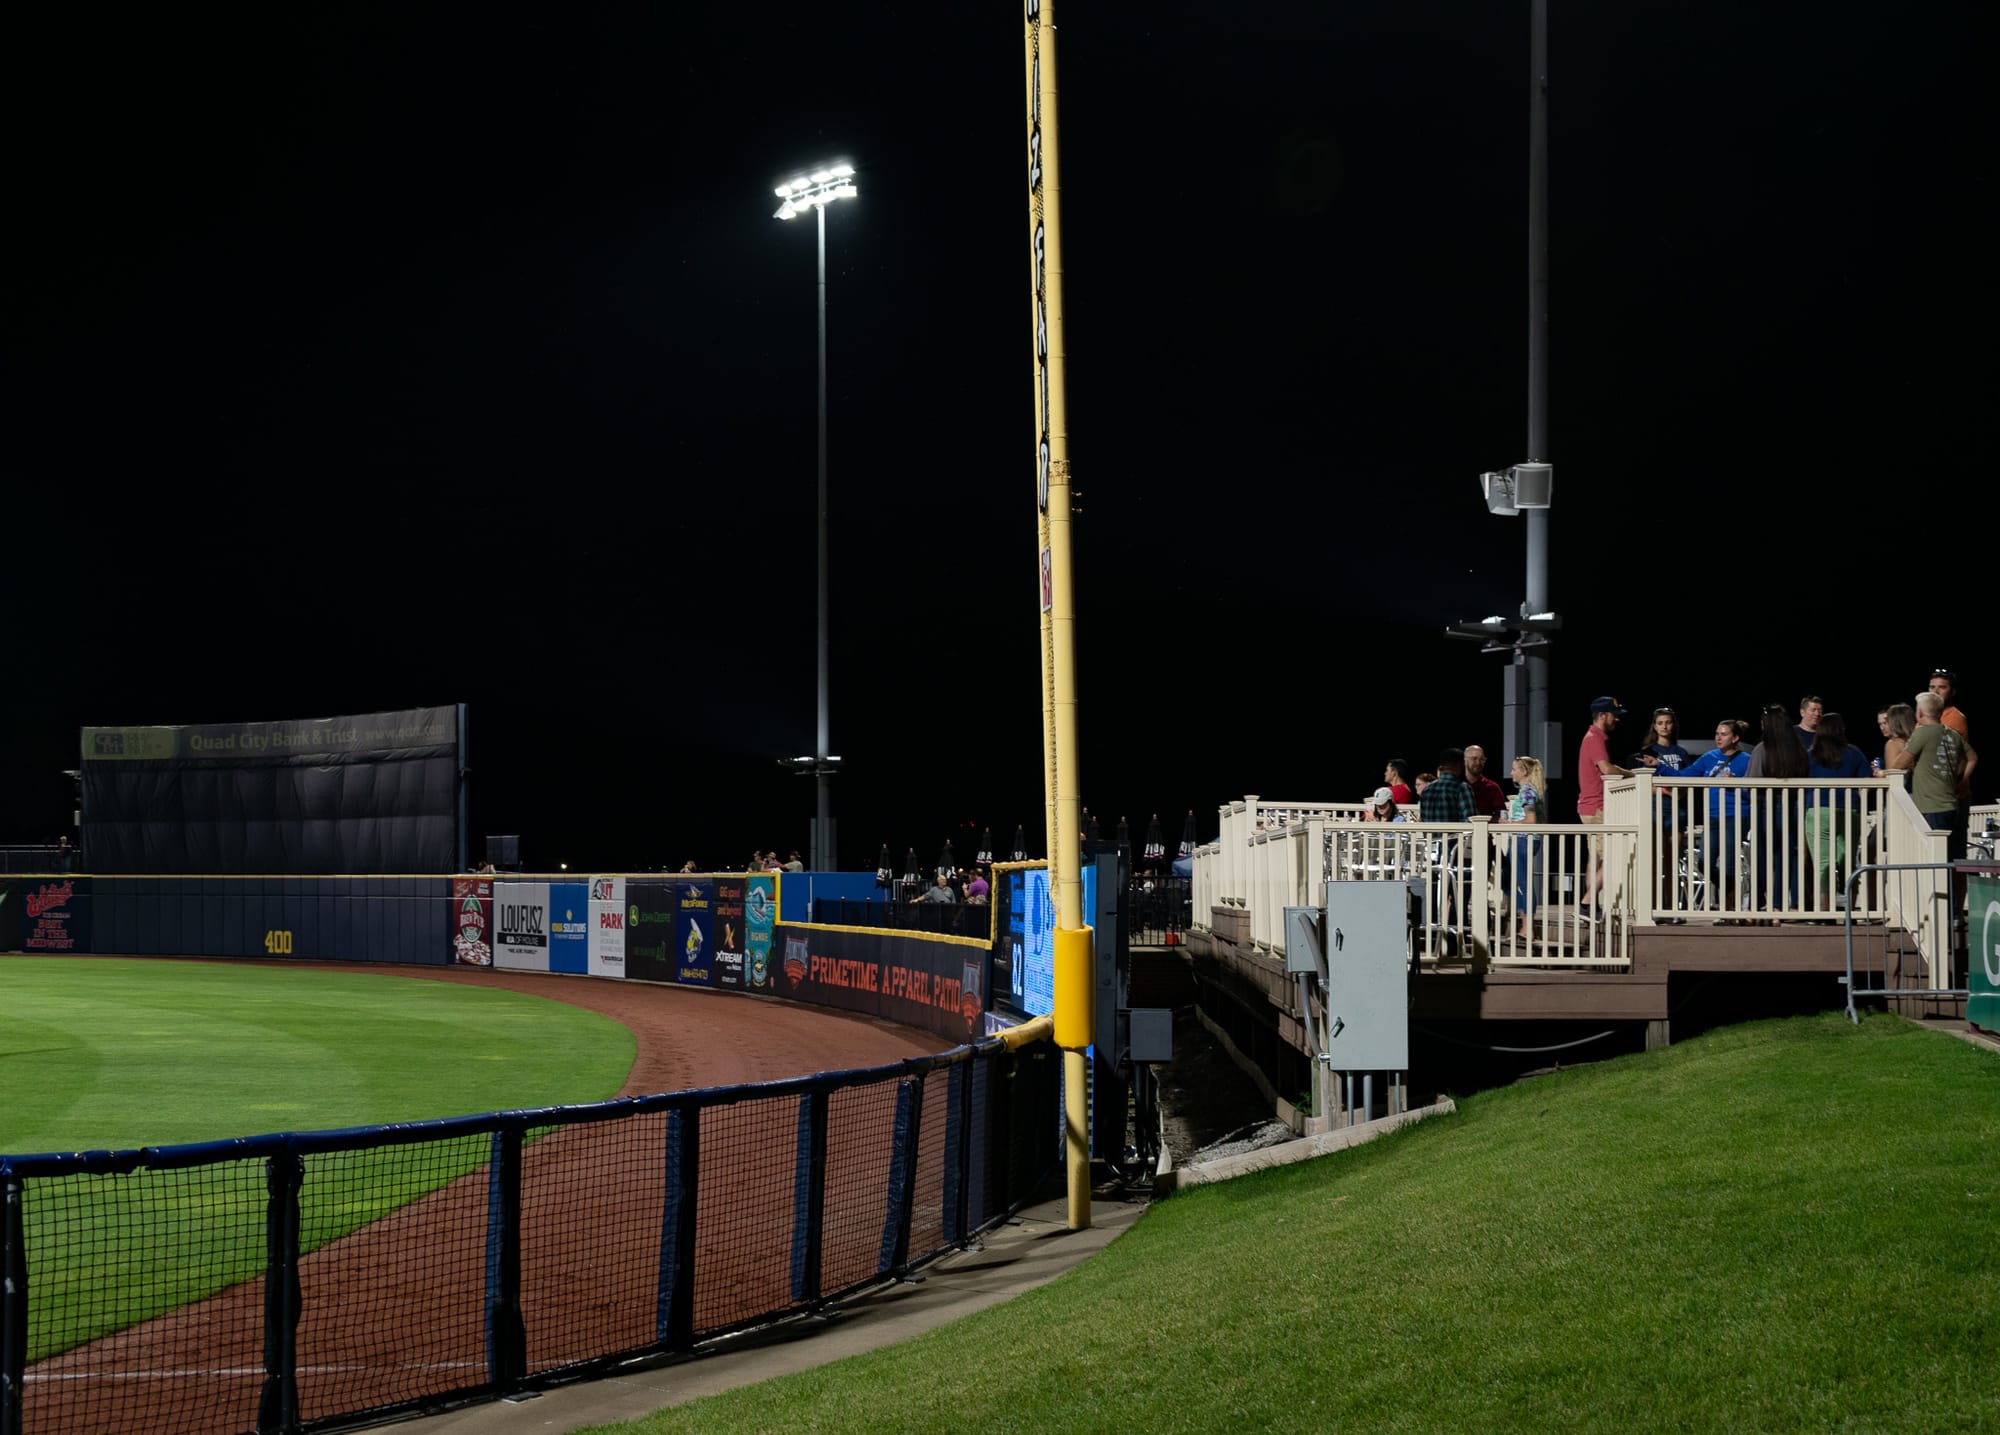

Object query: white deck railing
[1192,777,1955,978]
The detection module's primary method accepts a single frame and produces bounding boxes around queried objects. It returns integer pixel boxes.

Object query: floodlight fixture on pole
[1481,461,1553,517]
[772,164,857,220]
[771,158,858,871]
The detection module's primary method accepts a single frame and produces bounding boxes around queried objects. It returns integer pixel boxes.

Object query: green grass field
[585,1013,2000,1435]
[1,956,636,1358]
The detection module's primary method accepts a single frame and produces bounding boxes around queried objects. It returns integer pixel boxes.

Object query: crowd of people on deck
[1355,669,1979,933]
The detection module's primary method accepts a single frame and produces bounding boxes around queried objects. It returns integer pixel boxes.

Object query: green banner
[82,706,457,764]
[1971,875,2000,1037]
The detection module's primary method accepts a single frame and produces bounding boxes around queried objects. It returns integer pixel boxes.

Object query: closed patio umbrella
[1011,824,1028,862]
[1143,813,1166,865]
[903,847,921,882]
[1179,809,1197,860]
[875,843,893,888]
[938,838,956,876]
[976,828,994,865]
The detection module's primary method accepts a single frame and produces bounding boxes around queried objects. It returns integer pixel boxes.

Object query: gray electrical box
[1320,881,1411,1070]
[1128,1007,1173,1065]
[1283,905,1324,974]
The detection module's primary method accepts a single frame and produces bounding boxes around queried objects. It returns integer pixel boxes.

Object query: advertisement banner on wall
[548,881,589,974]
[587,876,626,978]
[6,878,91,953]
[710,878,746,989]
[494,881,550,972]
[451,878,493,965]
[624,879,676,984]
[771,923,986,1042]
[1970,874,2000,1037]
[674,880,713,986]
[744,874,777,990]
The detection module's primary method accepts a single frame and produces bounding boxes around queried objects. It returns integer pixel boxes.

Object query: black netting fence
[0,1033,1060,1435]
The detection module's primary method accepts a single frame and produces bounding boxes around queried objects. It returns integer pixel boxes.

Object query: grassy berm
[588,1012,1999,1435]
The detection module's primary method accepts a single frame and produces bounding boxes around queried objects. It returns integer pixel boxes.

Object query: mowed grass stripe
[2,956,635,1360]
[587,1013,2000,1435]
[0,957,633,1151]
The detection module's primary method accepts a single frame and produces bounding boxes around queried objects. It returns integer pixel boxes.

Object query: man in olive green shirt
[1893,692,1971,838]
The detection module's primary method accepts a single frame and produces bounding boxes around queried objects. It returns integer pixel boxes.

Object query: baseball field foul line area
[0,968,1061,1435]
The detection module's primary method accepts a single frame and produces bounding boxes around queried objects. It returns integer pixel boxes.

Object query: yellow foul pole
[1026,0,1091,1231]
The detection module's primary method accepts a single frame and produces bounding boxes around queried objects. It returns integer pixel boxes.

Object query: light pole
[1449,0,1557,778]
[773,163,856,871]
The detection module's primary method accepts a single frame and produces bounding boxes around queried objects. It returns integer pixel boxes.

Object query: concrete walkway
[390,1189,1149,1434]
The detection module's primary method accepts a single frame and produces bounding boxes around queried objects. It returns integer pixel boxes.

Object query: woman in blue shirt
[1639,708,1693,772]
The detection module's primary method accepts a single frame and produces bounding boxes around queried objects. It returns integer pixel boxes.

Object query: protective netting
[2,1036,1059,1435]
[20,1163,266,1435]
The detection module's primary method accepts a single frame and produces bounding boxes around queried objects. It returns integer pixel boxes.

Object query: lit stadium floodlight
[771,159,859,871]
[772,163,859,220]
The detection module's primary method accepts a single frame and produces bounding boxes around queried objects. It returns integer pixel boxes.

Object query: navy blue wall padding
[877,1081,918,1275]
[367,883,388,963]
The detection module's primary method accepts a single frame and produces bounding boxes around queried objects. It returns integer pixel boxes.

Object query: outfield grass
[2,956,636,1358]
[585,1013,2000,1435]
[0,957,634,1152]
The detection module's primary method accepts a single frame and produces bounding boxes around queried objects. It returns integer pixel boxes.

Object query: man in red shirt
[1463,745,1507,818]
[1577,697,1635,917]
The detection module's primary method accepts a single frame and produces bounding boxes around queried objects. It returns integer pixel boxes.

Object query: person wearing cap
[1894,690,1975,856]
[1927,669,1976,811]
[1577,698,1634,918]
[1362,787,1405,822]
[1578,698,1634,822]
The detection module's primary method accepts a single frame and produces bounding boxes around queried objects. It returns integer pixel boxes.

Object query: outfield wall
[0,872,996,1044]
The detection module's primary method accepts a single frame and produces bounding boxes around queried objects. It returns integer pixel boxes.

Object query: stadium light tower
[773,162,857,871]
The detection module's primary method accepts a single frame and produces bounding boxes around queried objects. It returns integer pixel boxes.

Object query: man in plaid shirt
[1418,749,1476,823]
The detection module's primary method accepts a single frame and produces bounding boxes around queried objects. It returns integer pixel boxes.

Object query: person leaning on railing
[912,873,959,905]
[1874,703,1914,780]
[1891,691,1973,854]
[1805,714,1872,912]
[1497,756,1545,939]
[1746,705,1809,918]
[1654,719,1752,916]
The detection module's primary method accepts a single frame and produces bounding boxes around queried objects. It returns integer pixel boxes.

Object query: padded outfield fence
[0,1022,1062,1435]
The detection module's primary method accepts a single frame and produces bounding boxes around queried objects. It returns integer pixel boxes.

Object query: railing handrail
[1191,776,1948,971]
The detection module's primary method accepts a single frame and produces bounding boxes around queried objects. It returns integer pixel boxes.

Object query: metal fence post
[258,1152,303,1435]
[485,1129,525,1392]
[944,1060,971,1245]
[1,1177,26,1435]
[878,1079,925,1277]
[788,1091,829,1304]
[657,1107,700,1350]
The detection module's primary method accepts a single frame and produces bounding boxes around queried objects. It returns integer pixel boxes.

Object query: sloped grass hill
[595,1013,2000,1435]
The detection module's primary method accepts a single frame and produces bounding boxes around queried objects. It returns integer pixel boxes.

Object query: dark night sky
[3,4,1987,870]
